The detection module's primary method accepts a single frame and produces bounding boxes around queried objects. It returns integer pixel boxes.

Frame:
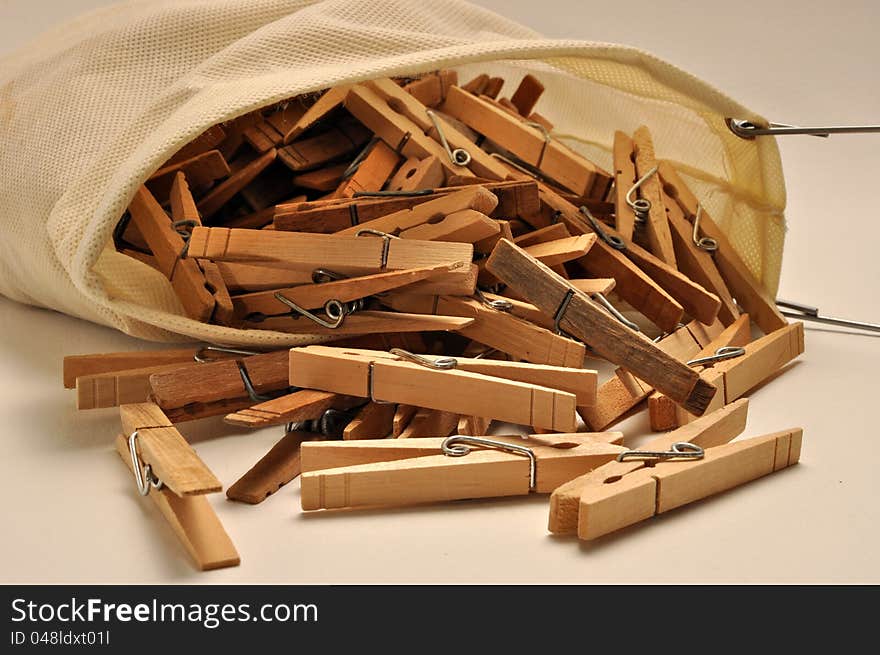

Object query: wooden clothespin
[228,261,473,323]
[165,125,227,166]
[242,101,309,152]
[147,149,230,199]
[648,314,751,430]
[343,402,397,439]
[672,321,804,427]
[289,346,593,430]
[508,74,545,117]
[346,78,511,181]
[283,86,351,144]
[276,119,371,173]
[486,239,718,415]
[213,262,313,292]
[185,226,473,276]
[63,348,201,389]
[578,424,802,540]
[149,350,291,422]
[115,403,238,570]
[273,180,538,233]
[291,161,348,191]
[439,85,612,198]
[657,161,789,335]
[401,70,458,107]
[127,185,216,321]
[630,127,677,266]
[333,139,401,197]
[550,397,750,535]
[332,185,497,236]
[197,148,277,220]
[385,156,445,192]
[381,293,586,367]
[299,432,626,510]
[244,310,474,336]
[223,389,362,429]
[397,408,460,438]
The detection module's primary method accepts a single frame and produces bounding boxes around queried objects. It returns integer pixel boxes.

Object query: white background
[1,0,878,582]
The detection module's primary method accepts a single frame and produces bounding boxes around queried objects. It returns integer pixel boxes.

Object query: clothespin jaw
[115,403,238,570]
[299,433,627,510]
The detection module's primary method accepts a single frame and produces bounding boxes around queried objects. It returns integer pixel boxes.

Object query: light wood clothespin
[165,125,227,166]
[63,348,201,389]
[333,139,401,197]
[508,74,545,117]
[550,397,750,535]
[657,161,789,334]
[578,425,802,540]
[486,239,718,415]
[115,403,238,570]
[630,127,677,266]
[224,389,362,429]
[242,101,309,152]
[343,402,397,440]
[386,156,445,192]
[283,86,351,144]
[648,314,752,430]
[299,432,626,510]
[276,119,371,172]
[401,70,459,107]
[289,346,590,430]
[381,293,586,367]
[147,149,230,199]
[185,226,473,276]
[198,148,277,220]
[672,321,805,427]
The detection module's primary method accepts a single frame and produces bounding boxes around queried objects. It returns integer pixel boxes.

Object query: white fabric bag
[0,0,786,345]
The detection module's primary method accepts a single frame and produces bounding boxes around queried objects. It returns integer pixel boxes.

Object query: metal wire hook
[579,205,626,251]
[691,205,718,252]
[341,137,379,179]
[625,165,658,224]
[193,346,261,363]
[726,118,880,139]
[441,435,537,490]
[273,292,346,329]
[474,288,513,312]
[776,299,880,334]
[687,346,746,367]
[355,228,400,269]
[425,109,471,167]
[616,441,704,463]
[127,431,163,496]
[389,348,458,370]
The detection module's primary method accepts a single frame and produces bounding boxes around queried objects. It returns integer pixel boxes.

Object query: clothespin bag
[0,0,786,345]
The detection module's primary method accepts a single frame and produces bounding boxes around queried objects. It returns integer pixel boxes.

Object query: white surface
[1,0,879,583]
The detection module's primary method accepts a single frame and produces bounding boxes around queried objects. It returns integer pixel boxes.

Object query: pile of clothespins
[64,70,805,571]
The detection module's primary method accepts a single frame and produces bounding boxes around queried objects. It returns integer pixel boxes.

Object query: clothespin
[165,124,227,166]
[149,350,292,422]
[386,156,445,192]
[114,403,239,570]
[63,348,202,389]
[648,314,752,430]
[273,180,538,233]
[147,149,230,200]
[197,148,277,220]
[276,119,371,173]
[508,74,545,117]
[242,101,308,152]
[288,346,594,430]
[126,185,216,321]
[439,85,612,198]
[380,293,586,367]
[213,262,314,292]
[401,70,458,108]
[184,226,474,276]
[657,161,788,335]
[333,139,401,198]
[629,127,677,266]
[659,182,741,325]
[299,432,626,510]
[343,402,397,439]
[671,321,805,427]
[291,161,349,191]
[550,397,750,534]
[486,239,718,415]
[245,310,474,336]
[228,261,474,323]
[346,78,510,181]
[223,389,363,429]
[397,408,460,438]
[578,424,802,540]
